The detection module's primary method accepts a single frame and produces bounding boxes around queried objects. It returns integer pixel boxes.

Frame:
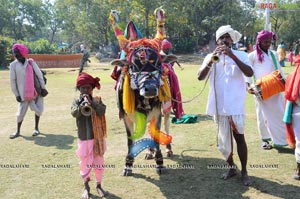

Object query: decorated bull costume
[109,8,183,175]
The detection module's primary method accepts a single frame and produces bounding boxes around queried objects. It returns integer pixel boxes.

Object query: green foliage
[19,39,57,54]
[0,36,14,68]
[173,37,197,54]
[1,0,300,54]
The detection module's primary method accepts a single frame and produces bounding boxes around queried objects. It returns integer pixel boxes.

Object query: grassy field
[0,56,299,199]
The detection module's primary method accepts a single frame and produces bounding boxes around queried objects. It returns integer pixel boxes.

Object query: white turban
[216,25,242,44]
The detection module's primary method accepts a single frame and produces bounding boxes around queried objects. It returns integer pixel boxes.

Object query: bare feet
[81,180,90,199]
[242,173,252,186]
[221,169,237,180]
[81,189,90,199]
[96,184,105,198]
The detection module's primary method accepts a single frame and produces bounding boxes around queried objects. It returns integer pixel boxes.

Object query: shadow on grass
[129,149,300,199]
[196,114,213,122]
[274,147,294,154]
[89,192,122,199]
[21,133,75,149]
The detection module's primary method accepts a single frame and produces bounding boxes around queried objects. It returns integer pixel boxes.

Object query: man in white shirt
[197,25,253,186]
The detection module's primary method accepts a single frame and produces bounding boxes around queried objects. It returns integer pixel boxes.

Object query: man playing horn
[197,25,253,186]
[71,72,107,198]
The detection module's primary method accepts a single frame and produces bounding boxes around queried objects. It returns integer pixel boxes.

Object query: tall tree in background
[1,0,299,54]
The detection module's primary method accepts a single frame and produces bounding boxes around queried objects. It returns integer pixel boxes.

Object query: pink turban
[76,72,100,90]
[256,30,277,62]
[161,39,172,50]
[12,43,29,57]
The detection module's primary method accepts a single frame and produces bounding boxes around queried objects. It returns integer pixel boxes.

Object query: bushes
[0,36,14,68]
[20,39,57,54]
[173,37,197,54]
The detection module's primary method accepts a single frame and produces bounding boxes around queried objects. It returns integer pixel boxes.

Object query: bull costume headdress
[109,7,183,118]
[108,7,183,175]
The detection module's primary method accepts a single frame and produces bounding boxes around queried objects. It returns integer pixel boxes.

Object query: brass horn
[211,53,220,63]
[80,96,92,116]
[211,41,225,63]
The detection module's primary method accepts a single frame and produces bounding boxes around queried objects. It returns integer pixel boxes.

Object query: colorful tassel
[158,76,171,102]
[123,72,135,114]
[148,117,172,145]
[128,112,147,140]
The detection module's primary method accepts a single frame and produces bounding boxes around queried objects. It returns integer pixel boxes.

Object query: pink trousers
[76,139,104,183]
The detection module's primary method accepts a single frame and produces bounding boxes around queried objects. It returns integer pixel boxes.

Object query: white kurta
[293,104,300,163]
[199,49,250,116]
[247,50,287,146]
[198,49,251,160]
[9,59,45,122]
[10,59,45,101]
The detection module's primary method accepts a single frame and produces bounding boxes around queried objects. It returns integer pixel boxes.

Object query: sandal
[221,169,237,180]
[261,141,272,150]
[9,132,20,139]
[32,130,40,136]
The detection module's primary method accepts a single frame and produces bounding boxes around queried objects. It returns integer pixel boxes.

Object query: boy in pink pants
[71,72,107,198]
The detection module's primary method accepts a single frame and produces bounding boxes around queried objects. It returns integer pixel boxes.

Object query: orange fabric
[129,38,160,51]
[285,55,300,101]
[256,70,285,100]
[286,122,296,149]
[148,117,172,145]
[92,97,107,156]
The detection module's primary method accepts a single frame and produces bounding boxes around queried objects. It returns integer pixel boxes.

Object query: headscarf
[161,39,172,50]
[256,30,277,63]
[12,43,29,57]
[216,25,242,44]
[76,72,100,89]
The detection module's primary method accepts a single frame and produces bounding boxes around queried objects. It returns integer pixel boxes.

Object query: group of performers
[8,7,300,199]
[198,26,300,186]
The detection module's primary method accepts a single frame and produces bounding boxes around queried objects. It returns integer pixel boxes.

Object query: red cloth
[76,72,100,89]
[161,39,172,50]
[284,54,300,149]
[285,55,300,101]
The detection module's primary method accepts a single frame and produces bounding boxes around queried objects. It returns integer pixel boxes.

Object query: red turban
[76,72,100,89]
[161,39,172,50]
[12,43,29,57]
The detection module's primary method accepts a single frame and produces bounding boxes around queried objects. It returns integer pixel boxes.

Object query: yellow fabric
[158,76,171,102]
[256,70,285,100]
[91,96,107,156]
[123,72,135,114]
[277,47,286,62]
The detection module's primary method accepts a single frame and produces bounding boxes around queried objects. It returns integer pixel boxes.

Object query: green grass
[0,59,299,199]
